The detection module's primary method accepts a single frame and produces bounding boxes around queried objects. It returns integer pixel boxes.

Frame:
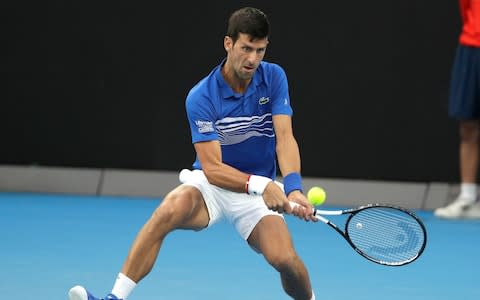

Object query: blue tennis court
[0,191,479,300]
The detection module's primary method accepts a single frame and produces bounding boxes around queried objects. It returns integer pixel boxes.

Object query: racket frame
[310,203,427,266]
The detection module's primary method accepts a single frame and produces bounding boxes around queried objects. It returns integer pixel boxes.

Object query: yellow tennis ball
[307,186,326,206]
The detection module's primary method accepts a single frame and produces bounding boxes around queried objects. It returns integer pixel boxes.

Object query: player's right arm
[194,140,291,213]
[193,140,247,193]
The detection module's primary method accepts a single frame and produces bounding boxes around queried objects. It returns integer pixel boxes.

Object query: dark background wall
[3,1,462,182]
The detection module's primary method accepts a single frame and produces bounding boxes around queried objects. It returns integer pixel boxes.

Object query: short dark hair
[226,7,269,43]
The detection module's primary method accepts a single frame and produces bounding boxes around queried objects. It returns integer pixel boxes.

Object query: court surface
[1,192,479,300]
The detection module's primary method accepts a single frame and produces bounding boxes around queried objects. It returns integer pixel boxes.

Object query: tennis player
[68,7,317,300]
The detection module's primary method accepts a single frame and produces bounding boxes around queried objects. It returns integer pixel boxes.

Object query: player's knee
[151,188,198,228]
[267,251,299,273]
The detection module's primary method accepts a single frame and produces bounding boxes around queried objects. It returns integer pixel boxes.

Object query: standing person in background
[435,0,480,219]
[67,7,318,300]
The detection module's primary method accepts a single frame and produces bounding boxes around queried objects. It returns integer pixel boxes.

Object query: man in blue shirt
[187,58,292,180]
[68,7,316,300]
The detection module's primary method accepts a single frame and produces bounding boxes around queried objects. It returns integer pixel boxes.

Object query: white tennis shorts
[181,169,283,240]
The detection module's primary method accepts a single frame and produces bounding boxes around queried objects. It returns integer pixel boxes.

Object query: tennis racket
[289,201,427,266]
[178,169,427,266]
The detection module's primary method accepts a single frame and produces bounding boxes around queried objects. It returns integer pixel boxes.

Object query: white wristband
[246,175,272,195]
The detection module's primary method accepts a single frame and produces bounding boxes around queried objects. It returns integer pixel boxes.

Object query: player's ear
[224,36,233,52]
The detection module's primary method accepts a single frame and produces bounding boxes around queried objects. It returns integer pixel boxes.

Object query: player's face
[225,33,268,80]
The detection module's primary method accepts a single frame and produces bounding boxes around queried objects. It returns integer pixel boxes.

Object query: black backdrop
[3,1,463,182]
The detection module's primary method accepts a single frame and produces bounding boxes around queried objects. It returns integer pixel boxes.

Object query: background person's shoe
[434,196,477,219]
[462,202,480,219]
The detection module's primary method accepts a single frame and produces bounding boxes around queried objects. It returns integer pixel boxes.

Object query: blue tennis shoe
[68,285,122,300]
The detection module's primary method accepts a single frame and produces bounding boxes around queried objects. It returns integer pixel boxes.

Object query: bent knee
[150,186,207,229]
[266,251,300,272]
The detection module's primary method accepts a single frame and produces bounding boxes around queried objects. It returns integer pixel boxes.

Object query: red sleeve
[472,0,480,33]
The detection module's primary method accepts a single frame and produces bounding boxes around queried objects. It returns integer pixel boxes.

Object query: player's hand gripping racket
[289,201,427,266]
[178,169,427,266]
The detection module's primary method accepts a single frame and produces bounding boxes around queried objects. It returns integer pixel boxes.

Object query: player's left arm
[273,114,315,220]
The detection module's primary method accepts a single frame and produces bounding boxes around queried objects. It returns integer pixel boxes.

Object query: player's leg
[69,184,210,300]
[248,215,314,300]
[120,184,209,282]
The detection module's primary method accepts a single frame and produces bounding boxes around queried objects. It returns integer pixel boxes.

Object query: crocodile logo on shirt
[258,97,270,105]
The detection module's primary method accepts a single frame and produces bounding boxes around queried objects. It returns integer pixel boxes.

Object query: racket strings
[346,207,425,265]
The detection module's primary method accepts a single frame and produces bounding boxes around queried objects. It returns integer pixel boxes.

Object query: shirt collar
[214,59,263,100]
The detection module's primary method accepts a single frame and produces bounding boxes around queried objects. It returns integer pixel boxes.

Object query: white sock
[111,273,136,299]
[311,290,316,300]
[459,183,477,202]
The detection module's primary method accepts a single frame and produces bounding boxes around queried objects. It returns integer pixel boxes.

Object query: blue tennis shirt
[185,60,293,179]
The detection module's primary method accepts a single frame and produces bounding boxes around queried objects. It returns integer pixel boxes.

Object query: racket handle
[289,201,320,219]
[289,200,300,209]
[288,200,311,212]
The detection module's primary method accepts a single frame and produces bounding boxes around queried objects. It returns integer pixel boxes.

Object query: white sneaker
[434,196,478,219]
[462,202,480,219]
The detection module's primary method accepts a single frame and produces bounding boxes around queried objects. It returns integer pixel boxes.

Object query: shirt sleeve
[185,91,218,144]
[472,0,480,34]
[269,63,294,116]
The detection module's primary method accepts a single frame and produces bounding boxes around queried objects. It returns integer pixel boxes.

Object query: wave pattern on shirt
[216,114,274,145]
